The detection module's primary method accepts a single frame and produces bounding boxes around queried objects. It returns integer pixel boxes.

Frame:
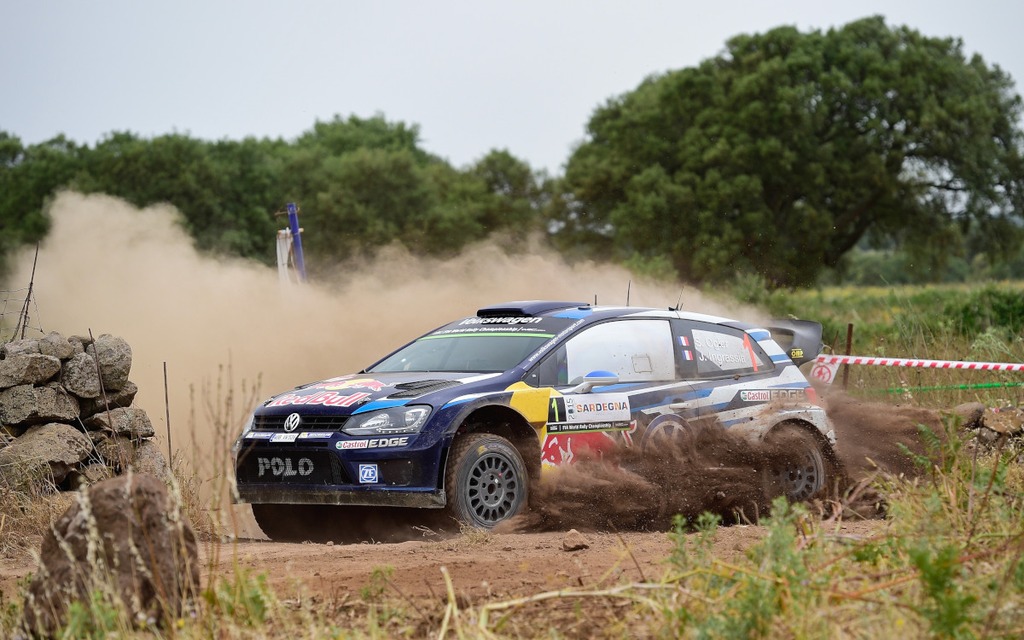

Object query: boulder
[0,383,80,426]
[87,334,132,392]
[0,423,93,488]
[0,353,62,389]
[952,402,987,430]
[79,380,139,418]
[67,335,88,355]
[84,407,154,438]
[62,352,102,399]
[133,439,170,480]
[22,473,200,636]
[38,331,75,360]
[1,338,40,358]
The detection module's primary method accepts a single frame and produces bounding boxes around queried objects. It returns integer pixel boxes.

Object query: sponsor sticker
[739,389,807,402]
[551,393,631,423]
[270,433,299,443]
[244,432,273,439]
[458,316,544,325]
[297,431,333,439]
[268,391,371,408]
[546,421,629,434]
[336,436,410,450]
[358,464,379,483]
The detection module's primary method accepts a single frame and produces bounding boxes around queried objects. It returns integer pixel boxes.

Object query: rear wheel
[761,424,838,502]
[446,432,529,529]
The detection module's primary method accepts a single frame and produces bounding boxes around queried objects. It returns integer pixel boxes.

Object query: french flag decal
[680,335,693,360]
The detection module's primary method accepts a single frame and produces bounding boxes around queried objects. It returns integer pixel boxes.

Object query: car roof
[475,300,738,326]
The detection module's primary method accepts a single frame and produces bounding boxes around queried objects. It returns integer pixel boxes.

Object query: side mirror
[567,370,619,394]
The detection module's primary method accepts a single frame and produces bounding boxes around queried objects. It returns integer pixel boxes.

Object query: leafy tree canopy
[551,16,1024,287]
[0,116,551,273]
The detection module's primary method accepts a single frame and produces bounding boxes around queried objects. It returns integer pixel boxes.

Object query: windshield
[369,332,554,373]
[368,315,577,373]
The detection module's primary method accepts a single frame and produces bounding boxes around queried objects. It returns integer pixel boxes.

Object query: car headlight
[343,406,431,436]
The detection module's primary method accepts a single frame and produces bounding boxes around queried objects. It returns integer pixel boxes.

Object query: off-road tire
[445,432,529,529]
[761,423,840,502]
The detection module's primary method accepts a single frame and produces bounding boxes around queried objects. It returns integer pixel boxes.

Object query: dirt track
[199,519,888,609]
[4,393,998,625]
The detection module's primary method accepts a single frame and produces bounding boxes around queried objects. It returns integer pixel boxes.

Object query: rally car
[233,300,838,541]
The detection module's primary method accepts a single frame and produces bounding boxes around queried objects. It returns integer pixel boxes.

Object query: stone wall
[0,332,165,492]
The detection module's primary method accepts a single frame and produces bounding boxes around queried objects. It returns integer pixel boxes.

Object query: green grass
[724,280,1024,408]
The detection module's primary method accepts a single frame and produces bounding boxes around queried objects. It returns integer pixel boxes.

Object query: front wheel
[445,433,529,529]
[761,423,839,502]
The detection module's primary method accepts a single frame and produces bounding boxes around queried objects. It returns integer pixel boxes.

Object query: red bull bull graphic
[312,376,388,392]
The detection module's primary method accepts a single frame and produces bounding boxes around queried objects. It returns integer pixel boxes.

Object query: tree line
[0,116,550,277]
[2,16,1023,288]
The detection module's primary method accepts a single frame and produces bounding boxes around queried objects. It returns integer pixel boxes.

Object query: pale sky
[3,1,1022,175]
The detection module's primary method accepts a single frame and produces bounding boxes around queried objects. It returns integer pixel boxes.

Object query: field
[2,282,1023,638]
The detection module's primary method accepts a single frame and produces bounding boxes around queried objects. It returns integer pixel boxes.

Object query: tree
[551,16,1024,287]
[0,132,82,270]
[78,132,281,260]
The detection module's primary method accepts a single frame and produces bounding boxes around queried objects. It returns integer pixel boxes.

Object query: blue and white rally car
[233,301,837,540]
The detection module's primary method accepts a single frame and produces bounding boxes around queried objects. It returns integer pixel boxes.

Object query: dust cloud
[2,191,756,469]
[7,192,940,537]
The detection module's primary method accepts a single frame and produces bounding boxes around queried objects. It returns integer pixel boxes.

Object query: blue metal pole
[286,202,308,282]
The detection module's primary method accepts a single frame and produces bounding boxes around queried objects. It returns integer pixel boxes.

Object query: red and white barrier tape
[810,354,1024,385]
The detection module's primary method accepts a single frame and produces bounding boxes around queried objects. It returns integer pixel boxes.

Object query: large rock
[85,407,155,438]
[952,402,987,430]
[79,380,139,418]
[0,353,61,389]
[61,352,102,399]
[87,334,132,392]
[0,423,92,488]
[22,473,200,636]
[67,335,88,355]
[133,439,170,479]
[0,383,79,426]
[1,338,40,358]
[38,331,75,360]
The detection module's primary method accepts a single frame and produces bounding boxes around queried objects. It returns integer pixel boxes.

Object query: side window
[684,322,773,378]
[556,319,675,384]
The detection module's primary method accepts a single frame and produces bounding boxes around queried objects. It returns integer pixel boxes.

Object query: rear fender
[731,409,836,447]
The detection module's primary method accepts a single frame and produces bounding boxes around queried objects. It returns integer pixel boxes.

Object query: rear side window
[681,322,773,378]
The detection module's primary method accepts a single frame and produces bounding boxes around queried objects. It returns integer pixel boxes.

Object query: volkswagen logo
[283,412,302,432]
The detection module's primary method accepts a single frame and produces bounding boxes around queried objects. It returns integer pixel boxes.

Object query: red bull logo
[316,377,388,392]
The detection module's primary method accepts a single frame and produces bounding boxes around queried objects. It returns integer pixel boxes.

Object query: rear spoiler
[765,319,823,366]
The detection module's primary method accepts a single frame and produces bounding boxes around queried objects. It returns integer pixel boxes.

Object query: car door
[525,318,695,464]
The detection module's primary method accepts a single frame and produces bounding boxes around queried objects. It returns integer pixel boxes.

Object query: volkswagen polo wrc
[233,301,837,540]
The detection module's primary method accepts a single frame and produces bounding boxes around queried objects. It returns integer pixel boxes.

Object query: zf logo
[257,457,313,477]
[358,464,379,484]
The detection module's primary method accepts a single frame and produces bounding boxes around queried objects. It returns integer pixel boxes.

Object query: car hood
[255,371,504,417]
